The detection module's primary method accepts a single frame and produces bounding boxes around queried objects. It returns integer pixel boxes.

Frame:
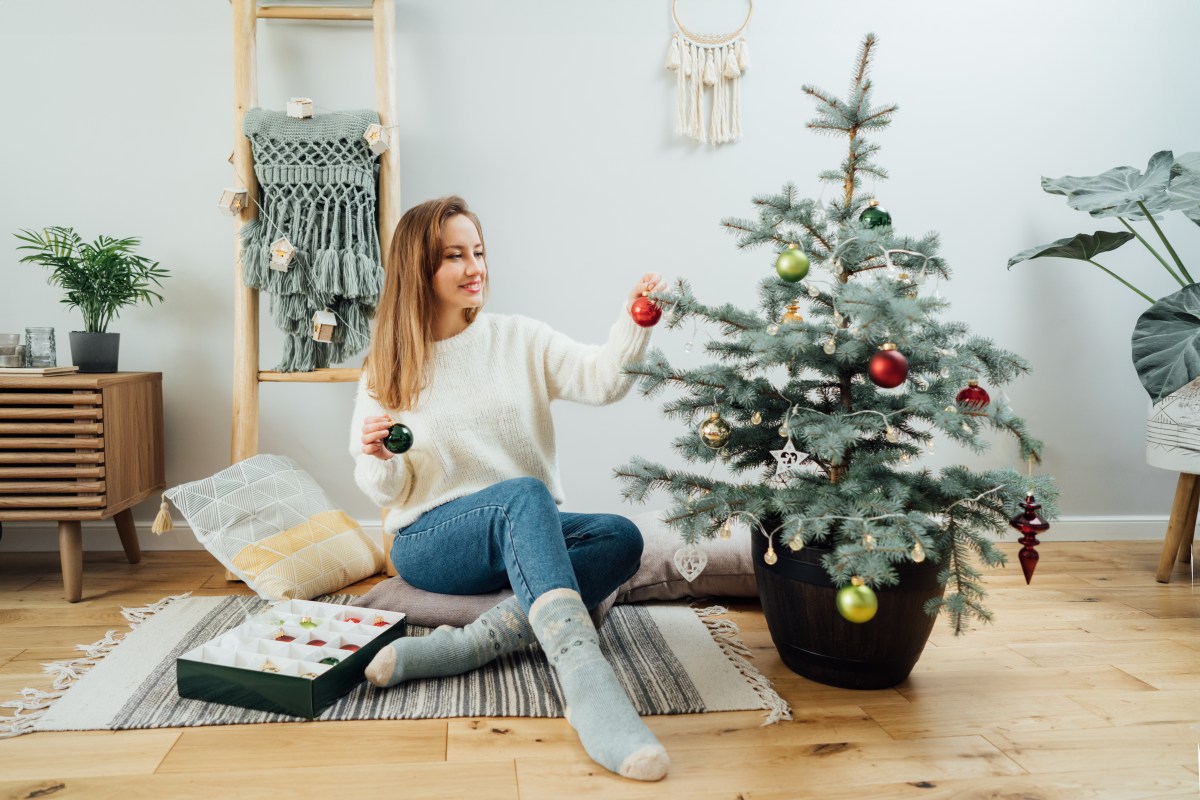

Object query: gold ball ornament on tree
[836,577,879,624]
[698,411,732,449]
[775,244,810,283]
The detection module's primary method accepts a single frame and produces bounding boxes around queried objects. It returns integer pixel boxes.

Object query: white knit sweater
[350,308,653,533]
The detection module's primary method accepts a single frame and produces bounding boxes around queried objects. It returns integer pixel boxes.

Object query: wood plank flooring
[0,541,1195,799]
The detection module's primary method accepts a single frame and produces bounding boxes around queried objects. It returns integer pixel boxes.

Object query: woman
[350,196,669,781]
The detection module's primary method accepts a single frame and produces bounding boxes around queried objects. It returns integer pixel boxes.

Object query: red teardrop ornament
[956,380,991,412]
[630,295,663,327]
[1008,493,1049,584]
[868,343,908,388]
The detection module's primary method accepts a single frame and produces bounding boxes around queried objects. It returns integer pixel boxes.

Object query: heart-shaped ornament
[673,544,709,582]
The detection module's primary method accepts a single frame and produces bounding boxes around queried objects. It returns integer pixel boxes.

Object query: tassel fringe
[0,593,192,738]
[151,494,173,534]
[668,37,746,145]
[693,605,791,726]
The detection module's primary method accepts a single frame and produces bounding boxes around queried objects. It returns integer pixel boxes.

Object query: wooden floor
[0,541,1196,799]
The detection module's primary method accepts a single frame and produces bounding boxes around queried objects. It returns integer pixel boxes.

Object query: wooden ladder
[228,0,399,463]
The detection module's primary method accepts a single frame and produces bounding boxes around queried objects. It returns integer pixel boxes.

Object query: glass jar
[24,327,56,368]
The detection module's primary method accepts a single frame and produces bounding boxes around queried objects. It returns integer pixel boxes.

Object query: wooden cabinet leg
[58,520,83,603]
[113,508,142,565]
[1157,473,1200,583]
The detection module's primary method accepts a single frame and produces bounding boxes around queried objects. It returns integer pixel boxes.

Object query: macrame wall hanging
[239,108,383,372]
[665,0,752,145]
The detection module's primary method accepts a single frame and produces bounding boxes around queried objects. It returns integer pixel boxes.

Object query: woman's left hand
[627,272,668,310]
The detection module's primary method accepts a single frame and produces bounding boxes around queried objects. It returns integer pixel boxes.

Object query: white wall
[1,0,1197,551]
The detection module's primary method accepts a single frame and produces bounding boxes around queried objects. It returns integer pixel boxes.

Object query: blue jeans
[390,477,644,612]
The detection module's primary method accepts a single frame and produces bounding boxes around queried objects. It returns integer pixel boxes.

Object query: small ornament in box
[176,599,405,719]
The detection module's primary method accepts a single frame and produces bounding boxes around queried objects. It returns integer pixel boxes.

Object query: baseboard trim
[0,515,1175,552]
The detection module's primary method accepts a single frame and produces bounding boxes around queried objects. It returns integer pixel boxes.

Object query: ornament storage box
[176,599,405,719]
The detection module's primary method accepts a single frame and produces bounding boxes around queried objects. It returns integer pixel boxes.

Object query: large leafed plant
[1008,151,1200,401]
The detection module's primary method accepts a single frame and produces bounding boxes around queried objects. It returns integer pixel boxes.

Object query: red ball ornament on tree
[630,293,662,327]
[1008,493,1050,584]
[868,343,908,388]
[956,380,990,412]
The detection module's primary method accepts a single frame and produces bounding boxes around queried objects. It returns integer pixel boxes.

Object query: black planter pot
[69,332,120,373]
[751,527,945,690]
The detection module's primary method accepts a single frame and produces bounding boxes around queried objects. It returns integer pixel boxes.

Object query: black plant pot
[69,332,120,373]
[751,526,945,690]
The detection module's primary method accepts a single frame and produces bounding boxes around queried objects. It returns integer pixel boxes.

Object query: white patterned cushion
[165,454,384,600]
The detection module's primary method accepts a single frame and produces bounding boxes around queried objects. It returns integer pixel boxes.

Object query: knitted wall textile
[239,108,383,372]
[664,0,752,145]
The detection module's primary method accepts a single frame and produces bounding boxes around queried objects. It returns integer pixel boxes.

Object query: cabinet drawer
[0,374,163,521]
[0,387,108,512]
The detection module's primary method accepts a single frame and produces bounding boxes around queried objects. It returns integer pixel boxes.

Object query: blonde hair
[365,196,486,411]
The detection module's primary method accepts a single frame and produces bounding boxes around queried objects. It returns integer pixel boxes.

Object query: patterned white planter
[1147,376,1200,472]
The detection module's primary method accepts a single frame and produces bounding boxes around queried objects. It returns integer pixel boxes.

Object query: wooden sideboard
[0,372,164,601]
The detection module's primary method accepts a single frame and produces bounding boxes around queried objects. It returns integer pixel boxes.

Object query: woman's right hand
[361,415,395,461]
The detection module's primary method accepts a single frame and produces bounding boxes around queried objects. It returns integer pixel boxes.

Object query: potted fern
[14,227,168,372]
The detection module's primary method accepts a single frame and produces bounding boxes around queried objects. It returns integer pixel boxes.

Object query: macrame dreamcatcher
[239,108,384,372]
[665,0,752,145]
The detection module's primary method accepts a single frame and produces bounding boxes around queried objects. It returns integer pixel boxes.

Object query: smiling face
[431,213,486,326]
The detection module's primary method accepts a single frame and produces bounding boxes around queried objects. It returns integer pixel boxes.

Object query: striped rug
[3,594,788,735]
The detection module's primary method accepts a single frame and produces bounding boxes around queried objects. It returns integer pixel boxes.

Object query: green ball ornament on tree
[384,423,414,454]
[860,199,892,229]
[775,244,810,283]
[836,578,878,624]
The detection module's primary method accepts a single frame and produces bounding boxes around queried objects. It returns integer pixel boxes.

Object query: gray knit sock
[529,588,669,782]
[365,595,532,687]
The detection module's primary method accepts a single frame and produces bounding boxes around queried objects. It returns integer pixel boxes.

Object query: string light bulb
[912,540,926,562]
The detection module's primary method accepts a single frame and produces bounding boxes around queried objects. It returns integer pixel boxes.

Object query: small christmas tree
[617,34,1057,635]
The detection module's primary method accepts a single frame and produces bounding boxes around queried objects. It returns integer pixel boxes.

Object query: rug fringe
[693,605,792,726]
[0,592,193,738]
[122,592,192,623]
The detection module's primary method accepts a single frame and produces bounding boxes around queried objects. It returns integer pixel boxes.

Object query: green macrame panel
[239,108,383,372]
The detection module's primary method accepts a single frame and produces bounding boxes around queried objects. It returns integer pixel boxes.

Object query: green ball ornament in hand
[775,245,810,283]
[836,578,878,624]
[384,423,414,454]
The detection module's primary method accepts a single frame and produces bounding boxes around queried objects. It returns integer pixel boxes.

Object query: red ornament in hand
[630,293,662,327]
[956,380,991,412]
[868,343,908,388]
[1008,493,1050,584]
